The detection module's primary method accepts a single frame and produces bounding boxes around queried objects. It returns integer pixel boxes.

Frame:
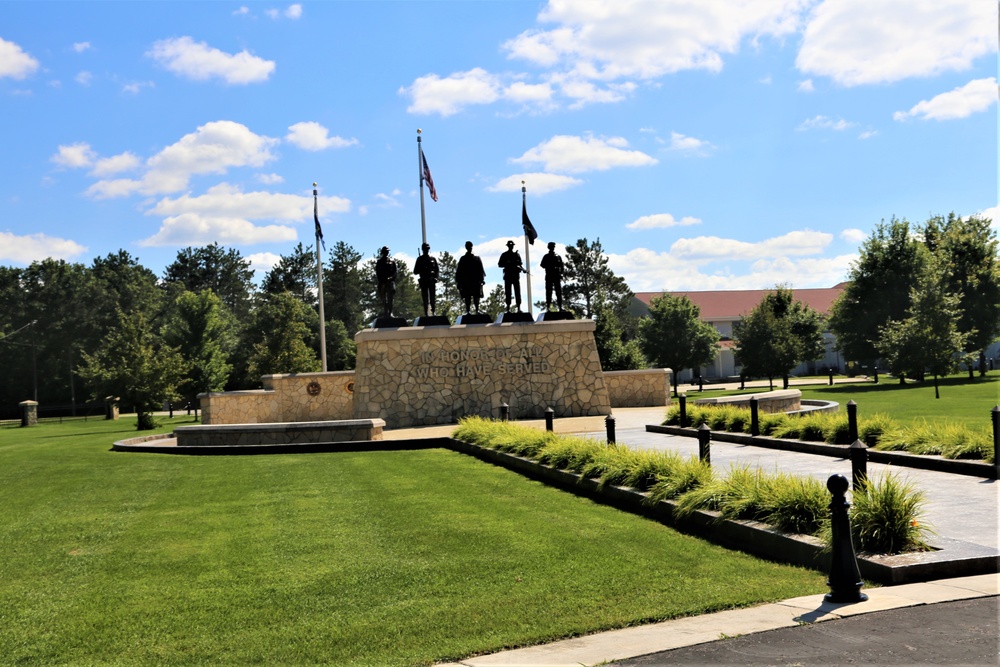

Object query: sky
[1,0,997,294]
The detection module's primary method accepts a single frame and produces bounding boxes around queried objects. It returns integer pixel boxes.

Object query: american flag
[421,150,438,202]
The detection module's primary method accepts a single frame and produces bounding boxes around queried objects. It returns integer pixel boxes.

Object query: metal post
[545,407,554,432]
[417,130,427,246]
[749,396,759,436]
[697,424,711,465]
[698,375,704,392]
[992,406,999,479]
[849,439,868,490]
[314,184,327,372]
[847,400,858,443]
[825,474,868,603]
[679,393,688,428]
[605,415,616,444]
[499,402,509,422]
[828,368,834,386]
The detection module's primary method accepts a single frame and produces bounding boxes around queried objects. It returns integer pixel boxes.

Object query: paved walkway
[414,404,998,667]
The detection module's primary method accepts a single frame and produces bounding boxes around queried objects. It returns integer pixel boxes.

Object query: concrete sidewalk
[436,576,997,667]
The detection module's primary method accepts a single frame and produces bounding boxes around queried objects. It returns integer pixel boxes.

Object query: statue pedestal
[370,315,409,329]
[413,315,451,327]
[352,319,611,428]
[536,310,575,322]
[495,312,533,323]
[455,313,492,325]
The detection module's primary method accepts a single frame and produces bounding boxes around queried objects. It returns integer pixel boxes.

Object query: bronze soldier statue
[455,241,485,314]
[497,240,525,312]
[540,241,564,311]
[375,246,396,316]
[412,243,439,316]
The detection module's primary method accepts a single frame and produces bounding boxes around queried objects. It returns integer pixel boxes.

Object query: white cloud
[90,152,141,177]
[487,172,584,194]
[894,77,997,122]
[977,205,999,231]
[256,172,284,184]
[797,115,854,131]
[557,78,636,107]
[401,68,502,116]
[797,78,814,92]
[504,0,806,81]
[607,246,855,292]
[668,131,712,153]
[233,6,250,16]
[503,81,554,104]
[266,9,280,19]
[797,0,996,86]
[373,189,403,207]
[670,230,833,261]
[147,36,275,85]
[248,252,282,275]
[627,213,702,230]
[122,80,154,94]
[51,142,96,169]
[840,228,867,243]
[0,231,87,264]
[72,42,91,53]
[511,134,657,173]
[88,120,279,198]
[139,214,298,247]
[285,121,359,151]
[858,130,878,140]
[148,182,349,221]
[285,4,302,19]
[75,71,93,86]
[0,37,40,79]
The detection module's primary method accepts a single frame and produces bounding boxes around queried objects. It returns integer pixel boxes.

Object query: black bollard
[992,406,999,479]
[740,374,745,390]
[168,401,173,419]
[679,393,688,428]
[749,396,759,436]
[605,414,616,444]
[697,424,711,465]
[544,407,554,432]
[698,375,704,392]
[849,439,868,489]
[847,400,858,443]
[828,369,834,386]
[500,402,509,422]
[873,366,878,384]
[825,474,868,603]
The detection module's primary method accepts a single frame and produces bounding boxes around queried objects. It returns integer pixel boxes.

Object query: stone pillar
[105,396,120,421]
[19,400,38,427]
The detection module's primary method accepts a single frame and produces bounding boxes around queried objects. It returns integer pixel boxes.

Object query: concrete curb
[648,424,998,479]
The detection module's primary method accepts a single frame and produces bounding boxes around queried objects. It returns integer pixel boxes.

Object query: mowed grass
[714,373,1000,429]
[0,417,826,666]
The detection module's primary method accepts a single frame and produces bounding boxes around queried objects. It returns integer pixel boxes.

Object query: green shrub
[759,474,828,535]
[725,408,752,433]
[645,454,714,505]
[757,413,789,436]
[673,465,766,521]
[594,447,676,491]
[858,412,899,445]
[821,413,852,444]
[771,419,802,440]
[664,404,709,427]
[795,414,831,441]
[849,472,931,554]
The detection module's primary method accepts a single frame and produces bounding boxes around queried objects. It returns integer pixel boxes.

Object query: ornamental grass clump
[537,435,607,472]
[673,465,765,521]
[644,454,714,505]
[848,472,931,554]
[756,413,789,436]
[453,416,553,458]
[877,420,993,462]
[858,412,898,446]
[759,474,828,535]
[664,404,709,427]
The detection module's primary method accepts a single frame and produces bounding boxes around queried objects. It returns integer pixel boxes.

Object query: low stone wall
[604,369,672,408]
[353,320,611,428]
[174,419,383,446]
[200,371,354,425]
[694,389,801,414]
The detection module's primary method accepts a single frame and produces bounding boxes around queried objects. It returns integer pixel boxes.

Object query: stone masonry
[352,320,611,428]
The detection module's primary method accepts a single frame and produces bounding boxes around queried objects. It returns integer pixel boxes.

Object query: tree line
[1,213,995,427]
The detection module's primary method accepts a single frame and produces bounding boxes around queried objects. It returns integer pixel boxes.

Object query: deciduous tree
[638,294,720,396]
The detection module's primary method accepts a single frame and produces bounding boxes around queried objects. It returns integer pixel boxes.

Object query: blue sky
[1,0,996,293]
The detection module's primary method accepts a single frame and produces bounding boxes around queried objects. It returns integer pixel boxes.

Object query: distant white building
[632,284,848,381]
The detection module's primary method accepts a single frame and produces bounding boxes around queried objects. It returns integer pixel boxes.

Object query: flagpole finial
[521,179,526,193]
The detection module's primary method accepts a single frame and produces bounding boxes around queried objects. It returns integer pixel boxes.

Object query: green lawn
[713,373,1000,429]
[0,417,825,666]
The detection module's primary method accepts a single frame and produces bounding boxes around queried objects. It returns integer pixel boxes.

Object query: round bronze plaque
[345,382,355,394]
[306,381,321,396]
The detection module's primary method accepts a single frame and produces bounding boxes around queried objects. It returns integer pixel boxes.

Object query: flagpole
[417,129,427,246]
[522,181,533,316]
[314,183,327,372]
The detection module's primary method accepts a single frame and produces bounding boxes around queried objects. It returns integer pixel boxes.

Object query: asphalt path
[614,596,1000,666]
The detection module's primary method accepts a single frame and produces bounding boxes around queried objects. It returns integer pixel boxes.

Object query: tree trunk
[933,374,940,399]
[768,375,774,391]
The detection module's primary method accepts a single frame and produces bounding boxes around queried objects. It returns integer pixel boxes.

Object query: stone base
[456,313,492,325]
[536,310,575,322]
[413,315,451,327]
[352,319,611,428]
[371,315,409,328]
[174,419,385,446]
[495,311,534,324]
